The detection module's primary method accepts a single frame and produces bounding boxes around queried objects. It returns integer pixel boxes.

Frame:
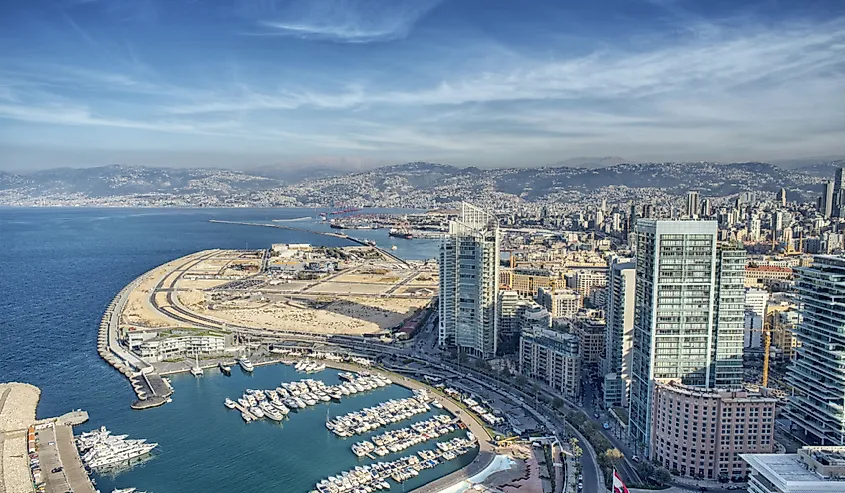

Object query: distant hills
[0,158,841,207]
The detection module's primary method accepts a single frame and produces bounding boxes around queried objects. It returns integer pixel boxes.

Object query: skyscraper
[778,187,787,207]
[686,191,700,219]
[628,220,747,451]
[835,167,844,218]
[603,258,636,408]
[438,202,501,359]
[785,256,845,445]
[821,180,835,218]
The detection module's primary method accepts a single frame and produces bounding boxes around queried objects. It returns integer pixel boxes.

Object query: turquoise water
[0,208,466,493]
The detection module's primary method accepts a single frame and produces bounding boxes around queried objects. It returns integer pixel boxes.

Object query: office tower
[438,202,500,359]
[786,256,845,445]
[774,211,784,235]
[603,258,636,408]
[821,180,835,218]
[686,191,700,219]
[778,188,787,207]
[713,245,747,387]
[836,167,845,217]
[701,198,711,218]
[628,221,747,451]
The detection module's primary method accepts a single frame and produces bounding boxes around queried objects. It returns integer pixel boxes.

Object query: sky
[1,0,844,171]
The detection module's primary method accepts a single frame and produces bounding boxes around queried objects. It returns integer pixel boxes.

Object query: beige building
[575,310,606,365]
[504,268,554,298]
[745,265,793,288]
[651,381,777,481]
[565,269,608,299]
[537,287,581,319]
[519,328,580,401]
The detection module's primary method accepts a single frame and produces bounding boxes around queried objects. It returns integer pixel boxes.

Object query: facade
[745,265,793,288]
[742,446,845,493]
[604,258,636,408]
[822,180,835,218]
[651,381,777,480]
[537,287,581,319]
[686,191,700,219]
[745,288,770,318]
[497,290,525,354]
[438,202,501,359]
[128,330,230,362]
[770,309,801,361]
[519,327,580,400]
[566,269,608,300]
[504,268,554,298]
[575,310,606,365]
[785,255,845,446]
[629,220,747,452]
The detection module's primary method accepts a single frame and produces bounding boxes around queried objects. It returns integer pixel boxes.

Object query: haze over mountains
[0,159,841,208]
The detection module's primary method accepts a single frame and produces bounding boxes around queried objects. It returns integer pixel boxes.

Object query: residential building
[770,309,801,361]
[742,446,845,493]
[502,268,554,298]
[497,290,528,354]
[745,288,770,318]
[566,269,608,300]
[686,191,700,219]
[575,310,606,365]
[777,188,787,207]
[127,329,231,362]
[785,255,845,446]
[537,287,581,320]
[603,258,636,408]
[651,381,777,481]
[519,327,580,401]
[629,220,747,452]
[745,265,793,288]
[438,202,501,359]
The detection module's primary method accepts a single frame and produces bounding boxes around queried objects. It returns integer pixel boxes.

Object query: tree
[515,374,528,388]
[636,461,655,481]
[552,397,564,409]
[654,467,672,485]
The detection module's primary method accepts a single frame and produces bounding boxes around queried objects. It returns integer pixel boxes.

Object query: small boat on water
[219,362,231,375]
[224,398,236,409]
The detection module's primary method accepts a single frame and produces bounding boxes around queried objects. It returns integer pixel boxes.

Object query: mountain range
[0,159,841,207]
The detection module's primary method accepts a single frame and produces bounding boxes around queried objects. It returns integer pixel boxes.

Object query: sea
[0,207,474,492]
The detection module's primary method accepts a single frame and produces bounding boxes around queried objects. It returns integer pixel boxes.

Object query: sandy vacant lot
[1,383,41,493]
[181,293,427,335]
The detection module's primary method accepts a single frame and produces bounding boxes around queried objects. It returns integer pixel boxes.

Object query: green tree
[654,467,672,485]
[515,374,528,388]
[636,461,655,481]
[552,397,564,409]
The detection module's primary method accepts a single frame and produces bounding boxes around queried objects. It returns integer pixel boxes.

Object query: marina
[350,414,458,458]
[313,435,478,493]
[327,389,434,438]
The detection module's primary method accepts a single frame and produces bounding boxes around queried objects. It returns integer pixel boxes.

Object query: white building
[519,327,580,401]
[603,258,635,408]
[745,288,770,318]
[785,255,845,445]
[439,202,501,359]
[537,287,581,320]
[629,220,747,451]
[129,330,231,362]
[742,446,845,493]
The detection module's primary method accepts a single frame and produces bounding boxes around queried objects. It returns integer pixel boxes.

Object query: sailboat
[190,351,204,377]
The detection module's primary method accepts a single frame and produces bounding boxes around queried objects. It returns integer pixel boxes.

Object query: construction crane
[762,319,772,387]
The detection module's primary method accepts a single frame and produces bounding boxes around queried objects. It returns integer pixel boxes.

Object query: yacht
[218,361,231,375]
[237,357,254,372]
[224,398,236,409]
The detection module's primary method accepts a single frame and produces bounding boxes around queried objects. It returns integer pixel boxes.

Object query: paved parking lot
[35,424,72,493]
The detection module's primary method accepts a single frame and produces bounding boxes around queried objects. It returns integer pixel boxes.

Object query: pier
[208,219,409,266]
[0,383,95,493]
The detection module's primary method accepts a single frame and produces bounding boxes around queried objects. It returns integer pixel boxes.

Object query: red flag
[613,470,629,493]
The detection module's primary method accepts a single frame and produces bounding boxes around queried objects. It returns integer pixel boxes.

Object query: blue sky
[1,0,844,171]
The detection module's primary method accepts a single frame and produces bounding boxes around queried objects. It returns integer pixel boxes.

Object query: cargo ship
[389,228,413,239]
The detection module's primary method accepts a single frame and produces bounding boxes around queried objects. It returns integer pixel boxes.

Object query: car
[51,467,62,473]
[603,422,611,430]
[632,455,640,463]
[594,413,600,419]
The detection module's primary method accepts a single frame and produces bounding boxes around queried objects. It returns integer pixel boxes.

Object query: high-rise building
[778,187,787,207]
[537,287,581,320]
[821,180,835,218]
[603,258,636,408]
[686,191,700,219]
[628,220,747,451]
[785,256,845,445]
[519,327,580,401]
[438,202,501,359]
[836,167,845,218]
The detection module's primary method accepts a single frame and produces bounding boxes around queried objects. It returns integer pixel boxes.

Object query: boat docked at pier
[326,389,432,438]
[76,427,158,471]
[219,361,231,375]
[237,357,254,372]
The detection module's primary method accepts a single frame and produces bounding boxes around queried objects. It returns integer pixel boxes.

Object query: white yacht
[224,398,236,409]
[237,357,254,372]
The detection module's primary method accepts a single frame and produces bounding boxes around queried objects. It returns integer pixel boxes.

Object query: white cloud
[243,0,443,43]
